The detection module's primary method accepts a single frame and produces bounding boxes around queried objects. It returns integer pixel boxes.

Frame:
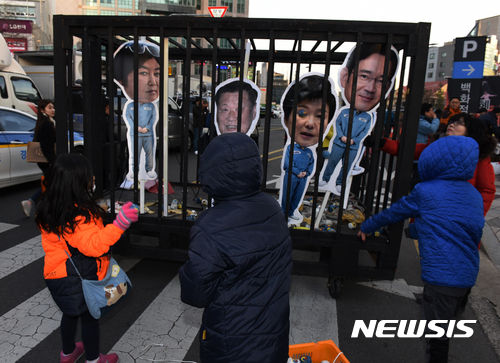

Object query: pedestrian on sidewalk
[179,133,293,363]
[372,113,497,215]
[35,153,138,363]
[359,136,485,363]
[21,99,56,217]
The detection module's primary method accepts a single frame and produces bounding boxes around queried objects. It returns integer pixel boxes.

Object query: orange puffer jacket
[41,216,124,316]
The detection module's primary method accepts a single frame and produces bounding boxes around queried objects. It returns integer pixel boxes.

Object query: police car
[0,107,84,188]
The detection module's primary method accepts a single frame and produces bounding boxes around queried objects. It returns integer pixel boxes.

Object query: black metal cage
[53,15,430,295]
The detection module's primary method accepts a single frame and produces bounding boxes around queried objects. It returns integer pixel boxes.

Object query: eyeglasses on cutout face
[124,42,160,58]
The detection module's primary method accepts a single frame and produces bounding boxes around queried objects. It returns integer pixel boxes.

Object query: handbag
[26,141,48,163]
[64,249,132,319]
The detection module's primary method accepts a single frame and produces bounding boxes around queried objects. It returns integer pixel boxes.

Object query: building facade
[0,0,55,50]
[472,15,500,53]
[425,42,454,84]
[55,0,248,18]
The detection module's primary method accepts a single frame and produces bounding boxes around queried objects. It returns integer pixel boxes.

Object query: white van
[0,35,41,117]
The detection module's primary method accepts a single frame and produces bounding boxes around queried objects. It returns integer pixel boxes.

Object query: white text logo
[351,320,476,338]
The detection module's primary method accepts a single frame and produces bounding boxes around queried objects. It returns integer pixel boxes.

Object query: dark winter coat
[479,111,500,138]
[34,116,56,174]
[179,132,292,363]
[362,136,484,288]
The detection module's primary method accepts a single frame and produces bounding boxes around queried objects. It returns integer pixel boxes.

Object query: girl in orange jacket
[35,153,138,363]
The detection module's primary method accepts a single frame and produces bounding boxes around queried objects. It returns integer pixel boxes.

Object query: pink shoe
[96,353,119,363]
[60,342,85,363]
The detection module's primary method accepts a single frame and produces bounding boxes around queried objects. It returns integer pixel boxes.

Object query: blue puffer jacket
[361,136,484,288]
[179,133,293,363]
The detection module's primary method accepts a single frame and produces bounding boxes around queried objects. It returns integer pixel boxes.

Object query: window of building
[209,0,217,5]
[84,9,98,15]
[440,61,446,67]
[427,72,433,78]
[221,0,233,12]
[101,0,115,7]
[439,72,445,77]
[118,11,132,15]
[237,0,245,13]
[86,0,98,5]
[428,63,434,69]
[197,0,201,10]
[429,53,435,59]
[441,52,447,57]
[118,0,133,9]
[101,10,116,15]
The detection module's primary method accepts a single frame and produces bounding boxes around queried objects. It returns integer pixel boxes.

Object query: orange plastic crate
[289,340,350,363]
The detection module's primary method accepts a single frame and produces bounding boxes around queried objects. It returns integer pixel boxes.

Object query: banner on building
[0,20,32,34]
[5,38,27,52]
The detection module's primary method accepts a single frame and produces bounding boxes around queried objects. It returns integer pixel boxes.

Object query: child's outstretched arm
[67,202,139,257]
[360,189,420,239]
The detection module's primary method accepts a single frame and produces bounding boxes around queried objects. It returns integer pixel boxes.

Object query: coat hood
[199,133,262,201]
[418,136,479,183]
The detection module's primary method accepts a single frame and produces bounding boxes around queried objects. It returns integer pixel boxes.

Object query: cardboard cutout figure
[113,40,160,181]
[319,43,399,195]
[214,78,260,136]
[279,73,338,223]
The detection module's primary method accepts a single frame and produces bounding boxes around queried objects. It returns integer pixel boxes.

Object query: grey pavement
[471,173,500,359]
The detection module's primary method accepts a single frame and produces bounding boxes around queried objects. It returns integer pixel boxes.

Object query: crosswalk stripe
[0,222,17,234]
[110,275,339,363]
[0,235,44,280]
[0,242,338,363]
[0,288,61,363]
[111,275,203,363]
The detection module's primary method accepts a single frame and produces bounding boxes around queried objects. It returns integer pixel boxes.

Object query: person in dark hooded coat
[179,132,293,363]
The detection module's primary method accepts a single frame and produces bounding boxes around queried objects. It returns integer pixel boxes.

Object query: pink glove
[113,202,139,231]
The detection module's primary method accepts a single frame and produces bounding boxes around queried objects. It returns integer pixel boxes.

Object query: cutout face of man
[122,57,160,104]
[216,90,256,134]
[285,99,330,148]
[340,53,387,112]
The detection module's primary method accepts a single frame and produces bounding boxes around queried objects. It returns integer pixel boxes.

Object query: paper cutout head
[279,73,338,223]
[113,40,160,181]
[214,78,260,135]
[113,41,160,103]
[339,43,399,112]
[281,73,337,147]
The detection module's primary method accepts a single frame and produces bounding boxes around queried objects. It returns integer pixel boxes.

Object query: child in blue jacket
[359,136,485,363]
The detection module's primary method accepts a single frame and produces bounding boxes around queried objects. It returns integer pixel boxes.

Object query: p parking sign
[452,37,486,79]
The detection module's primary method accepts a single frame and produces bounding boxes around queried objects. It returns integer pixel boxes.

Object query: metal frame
[53,15,430,284]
